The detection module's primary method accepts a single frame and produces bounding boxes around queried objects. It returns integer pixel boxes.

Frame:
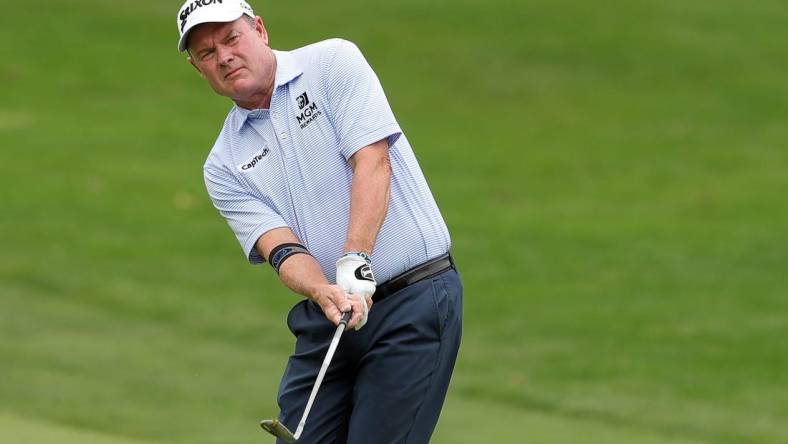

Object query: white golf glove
[336,253,376,330]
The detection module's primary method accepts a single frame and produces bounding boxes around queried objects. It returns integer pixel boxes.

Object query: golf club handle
[339,311,351,327]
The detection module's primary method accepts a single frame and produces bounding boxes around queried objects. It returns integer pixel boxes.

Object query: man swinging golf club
[176,1,463,442]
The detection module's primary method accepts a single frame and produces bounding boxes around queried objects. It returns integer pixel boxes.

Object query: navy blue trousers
[275,268,463,444]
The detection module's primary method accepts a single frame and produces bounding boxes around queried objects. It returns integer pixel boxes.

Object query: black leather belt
[373,253,454,303]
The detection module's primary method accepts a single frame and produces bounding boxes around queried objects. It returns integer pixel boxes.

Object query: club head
[260,419,297,443]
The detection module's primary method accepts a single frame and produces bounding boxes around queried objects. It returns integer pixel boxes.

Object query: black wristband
[269,243,311,274]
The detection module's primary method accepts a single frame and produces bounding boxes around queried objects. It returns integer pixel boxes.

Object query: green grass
[2,0,787,443]
[0,414,163,444]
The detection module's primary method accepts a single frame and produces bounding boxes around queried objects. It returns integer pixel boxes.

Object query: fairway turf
[0,414,163,444]
[2,1,787,443]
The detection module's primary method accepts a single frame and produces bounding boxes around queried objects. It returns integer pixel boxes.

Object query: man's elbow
[357,150,391,179]
[378,152,392,178]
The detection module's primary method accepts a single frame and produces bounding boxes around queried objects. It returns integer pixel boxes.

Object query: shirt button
[281,133,289,140]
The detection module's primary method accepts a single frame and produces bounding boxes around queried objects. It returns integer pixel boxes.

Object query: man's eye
[200,50,215,61]
[228,34,239,43]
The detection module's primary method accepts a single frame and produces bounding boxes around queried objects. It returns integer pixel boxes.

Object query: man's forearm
[344,146,392,255]
[277,253,330,301]
[255,227,332,302]
[276,249,360,327]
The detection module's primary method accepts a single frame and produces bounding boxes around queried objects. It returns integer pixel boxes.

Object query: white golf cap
[176,0,255,52]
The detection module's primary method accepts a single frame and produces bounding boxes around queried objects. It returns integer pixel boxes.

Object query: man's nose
[217,45,233,65]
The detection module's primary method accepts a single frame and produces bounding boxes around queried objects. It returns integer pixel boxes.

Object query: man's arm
[255,227,365,328]
[344,139,392,255]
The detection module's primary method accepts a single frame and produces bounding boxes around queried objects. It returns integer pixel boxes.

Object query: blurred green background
[2,0,787,443]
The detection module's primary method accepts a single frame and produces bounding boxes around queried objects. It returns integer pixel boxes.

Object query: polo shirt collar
[272,50,303,88]
[231,50,303,132]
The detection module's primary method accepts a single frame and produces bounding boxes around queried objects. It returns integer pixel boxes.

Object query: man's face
[187,17,274,105]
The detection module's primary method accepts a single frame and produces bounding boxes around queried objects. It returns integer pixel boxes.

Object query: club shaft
[294,321,346,439]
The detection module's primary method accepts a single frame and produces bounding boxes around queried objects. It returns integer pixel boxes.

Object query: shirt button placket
[270,109,289,143]
[271,101,302,235]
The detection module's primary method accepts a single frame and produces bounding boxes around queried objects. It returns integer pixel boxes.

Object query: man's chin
[223,77,247,90]
[221,79,253,98]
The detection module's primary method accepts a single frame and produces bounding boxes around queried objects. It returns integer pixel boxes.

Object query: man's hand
[255,228,368,330]
[311,283,368,330]
[336,253,376,329]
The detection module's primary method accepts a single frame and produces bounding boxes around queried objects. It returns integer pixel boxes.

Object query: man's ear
[188,56,205,78]
[255,16,269,46]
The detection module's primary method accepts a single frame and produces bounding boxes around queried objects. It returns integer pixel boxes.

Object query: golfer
[177,1,462,442]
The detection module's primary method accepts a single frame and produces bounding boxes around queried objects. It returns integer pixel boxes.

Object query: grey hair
[244,15,256,28]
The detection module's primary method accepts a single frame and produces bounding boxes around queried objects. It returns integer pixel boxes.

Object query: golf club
[260,311,352,442]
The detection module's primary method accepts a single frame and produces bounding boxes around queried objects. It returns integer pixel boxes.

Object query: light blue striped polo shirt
[203,38,450,283]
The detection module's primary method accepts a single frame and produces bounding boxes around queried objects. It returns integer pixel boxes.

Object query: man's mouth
[224,67,244,79]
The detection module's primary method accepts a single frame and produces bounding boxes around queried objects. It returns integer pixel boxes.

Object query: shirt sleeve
[204,164,289,265]
[325,39,402,160]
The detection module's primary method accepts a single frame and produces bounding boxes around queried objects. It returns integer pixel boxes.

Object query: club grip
[339,311,352,327]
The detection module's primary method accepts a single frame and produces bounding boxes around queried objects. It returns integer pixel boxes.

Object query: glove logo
[355,264,375,282]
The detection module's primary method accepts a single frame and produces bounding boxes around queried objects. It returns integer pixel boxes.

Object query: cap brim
[178,8,247,52]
